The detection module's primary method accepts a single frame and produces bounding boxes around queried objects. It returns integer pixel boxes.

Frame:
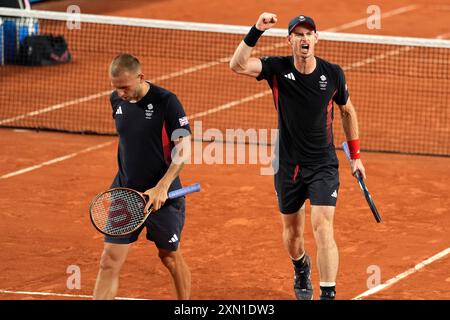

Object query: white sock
[320,282,336,287]
[291,252,305,261]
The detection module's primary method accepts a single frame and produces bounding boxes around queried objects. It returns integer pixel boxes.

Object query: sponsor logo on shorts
[331,190,338,198]
[168,234,179,243]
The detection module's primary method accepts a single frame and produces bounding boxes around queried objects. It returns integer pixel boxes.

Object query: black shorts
[104,197,186,251]
[275,162,339,214]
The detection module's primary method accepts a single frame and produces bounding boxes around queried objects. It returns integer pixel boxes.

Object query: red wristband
[347,139,360,159]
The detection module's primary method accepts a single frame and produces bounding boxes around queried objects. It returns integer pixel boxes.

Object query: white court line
[343,46,412,71]
[0,140,115,180]
[0,91,111,126]
[325,4,419,32]
[0,289,148,300]
[189,90,272,119]
[353,247,450,300]
[342,31,449,72]
[436,33,450,39]
[0,60,228,126]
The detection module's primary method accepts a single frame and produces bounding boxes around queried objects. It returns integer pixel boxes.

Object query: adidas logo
[331,190,338,198]
[115,106,123,115]
[284,72,296,81]
[168,234,179,243]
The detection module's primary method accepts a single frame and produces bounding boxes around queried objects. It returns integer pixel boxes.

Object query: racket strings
[91,189,146,236]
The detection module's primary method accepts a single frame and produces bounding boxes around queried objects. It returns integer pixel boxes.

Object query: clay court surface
[0,0,449,300]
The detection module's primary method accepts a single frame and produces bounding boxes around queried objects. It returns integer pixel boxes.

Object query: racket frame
[342,142,382,223]
[89,187,148,237]
[89,183,201,236]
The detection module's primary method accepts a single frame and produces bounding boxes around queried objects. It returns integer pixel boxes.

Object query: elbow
[228,58,235,70]
[340,109,350,119]
[229,61,239,73]
[340,105,355,119]
[229,59,244,74]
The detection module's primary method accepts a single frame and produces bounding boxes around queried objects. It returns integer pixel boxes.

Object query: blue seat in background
[2,16,39,64]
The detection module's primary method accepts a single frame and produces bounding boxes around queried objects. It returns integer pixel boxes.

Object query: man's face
[288,24,318,59]
[110,71,143,102]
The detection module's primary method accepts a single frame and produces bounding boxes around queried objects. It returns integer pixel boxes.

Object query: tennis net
[1,8,449,156]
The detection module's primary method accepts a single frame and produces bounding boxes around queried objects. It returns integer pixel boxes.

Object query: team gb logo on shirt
[319,74,327,91]
[145,104,154,119]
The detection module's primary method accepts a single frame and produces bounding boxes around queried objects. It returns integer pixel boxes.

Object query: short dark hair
[109,53,141,77]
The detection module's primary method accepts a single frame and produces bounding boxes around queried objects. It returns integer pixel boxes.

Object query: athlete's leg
[311,205,338,298]
[281,204,306,260]
[158,248,191,300]
[281,204,313,300]
[93,242,130,299]
[275,161,312,299]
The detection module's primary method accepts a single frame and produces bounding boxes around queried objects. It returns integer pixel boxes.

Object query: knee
[283,224,303,242]
[312,222,335,248]
[159,251,177,272]
[99,249,124,274]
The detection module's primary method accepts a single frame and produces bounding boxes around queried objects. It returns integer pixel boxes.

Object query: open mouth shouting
[301,43,310,54]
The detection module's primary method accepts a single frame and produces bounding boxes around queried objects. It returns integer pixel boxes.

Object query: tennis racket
[89,183,201,236]
[342,142,381,223]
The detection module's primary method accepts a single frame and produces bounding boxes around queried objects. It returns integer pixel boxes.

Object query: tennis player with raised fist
[230,12,366,300]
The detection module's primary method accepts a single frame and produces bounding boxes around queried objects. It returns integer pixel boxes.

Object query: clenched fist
[256,12,278,31]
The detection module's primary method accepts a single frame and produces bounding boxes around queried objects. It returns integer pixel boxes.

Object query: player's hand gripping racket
[342,142,381,223]
[89,183,201,236]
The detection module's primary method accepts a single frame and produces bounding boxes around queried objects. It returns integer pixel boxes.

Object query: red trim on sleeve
[293,164,299,182]
[161,121,172,166]
[326,90,337,145]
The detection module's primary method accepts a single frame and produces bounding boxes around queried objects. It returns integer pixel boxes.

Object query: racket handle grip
[168,183,201,199]
[342,142,351,160]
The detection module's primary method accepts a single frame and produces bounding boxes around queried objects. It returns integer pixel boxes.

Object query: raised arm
[229,12,278,78]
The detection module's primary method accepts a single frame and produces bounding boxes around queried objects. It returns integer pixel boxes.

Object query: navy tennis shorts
[275,162,340,214]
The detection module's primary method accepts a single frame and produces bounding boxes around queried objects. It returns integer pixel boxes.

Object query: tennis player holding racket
[230,13,366,300]
[93,53,192,300]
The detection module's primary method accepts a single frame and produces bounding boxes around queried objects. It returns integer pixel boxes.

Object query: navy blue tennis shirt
[110,82,191,193]
[257,56,349,166]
